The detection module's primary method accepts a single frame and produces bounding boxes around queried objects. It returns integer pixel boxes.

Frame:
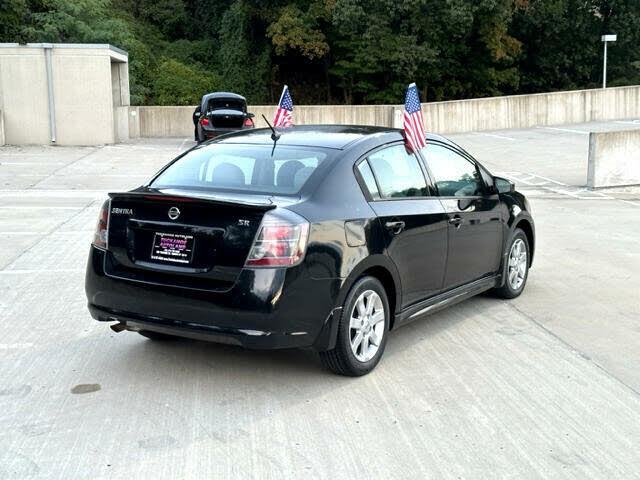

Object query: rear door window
[356,161,381,200]
[367,145,429,198]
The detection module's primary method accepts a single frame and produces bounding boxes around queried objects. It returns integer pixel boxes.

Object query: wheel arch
[336,255,402,325]
[314,255,402,352]
[513,218,535,266]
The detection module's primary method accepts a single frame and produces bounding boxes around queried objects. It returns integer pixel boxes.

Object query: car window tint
[207,99,245,112]
[151,144,330,195]
[357,161,381,200]
[367,145,428,198]
[422,144,484,197]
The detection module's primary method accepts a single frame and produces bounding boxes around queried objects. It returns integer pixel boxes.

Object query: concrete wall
[138,106,194,138]
[130,85,640,138]
[415,86,640,134]
[0,110,4,146]
[111,61,130,143]
[0,46,50,144]
[588,129,640,188]
[0,43,129,145]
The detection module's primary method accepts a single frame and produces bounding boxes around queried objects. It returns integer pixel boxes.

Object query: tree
[217,0,271,103]
[0,0,27,41]
[152,58,220,105]
[5,0,639,105]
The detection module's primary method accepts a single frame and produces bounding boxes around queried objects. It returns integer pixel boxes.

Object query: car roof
[201,92,247,102]
[214,124,455,150]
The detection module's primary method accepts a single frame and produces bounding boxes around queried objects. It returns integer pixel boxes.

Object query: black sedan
[86,126,535,376]
[193,92,255,143]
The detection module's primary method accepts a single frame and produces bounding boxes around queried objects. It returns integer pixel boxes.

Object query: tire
[138,330,178,341]
[319,276,390,376]
[493,228,530,299]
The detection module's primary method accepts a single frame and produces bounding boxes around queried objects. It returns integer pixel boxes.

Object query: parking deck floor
[1,122,639,479]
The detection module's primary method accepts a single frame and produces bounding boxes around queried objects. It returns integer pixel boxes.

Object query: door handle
[385,220,405,235]
[448,216,463,228]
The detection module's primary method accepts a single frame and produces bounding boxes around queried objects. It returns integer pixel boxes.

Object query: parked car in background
[86,125,535,376]
[193,92,255,142]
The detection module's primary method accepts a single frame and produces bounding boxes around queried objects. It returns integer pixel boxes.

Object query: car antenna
[262,114,280,156]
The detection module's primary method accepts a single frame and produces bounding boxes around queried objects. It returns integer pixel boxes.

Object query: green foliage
[0,0,27,40]
[2,0,639,105]
[152,58,220,105]
[267,4,330,59]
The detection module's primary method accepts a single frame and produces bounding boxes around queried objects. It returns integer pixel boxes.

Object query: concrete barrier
[0,110,5,146]
[414,86,640,134]
[129,85,640,138]
[588,129,640,188]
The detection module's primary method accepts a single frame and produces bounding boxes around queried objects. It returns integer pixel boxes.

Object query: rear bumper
[202,126,253,139]
[85,246,341,350]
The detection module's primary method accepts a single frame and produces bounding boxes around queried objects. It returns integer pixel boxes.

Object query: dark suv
[86,126,535,376]
[193,92,255,142]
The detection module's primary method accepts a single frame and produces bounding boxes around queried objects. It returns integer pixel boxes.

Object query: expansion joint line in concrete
[505,302,640,400]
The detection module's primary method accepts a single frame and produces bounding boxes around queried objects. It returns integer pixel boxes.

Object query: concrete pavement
[1,127,639,479]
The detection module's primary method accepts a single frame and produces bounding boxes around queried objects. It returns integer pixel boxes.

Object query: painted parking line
[537,126,590,135]
[0,162,67,166]
[614,120,640,125]
[4,231,93,235]
[0,206,84,210]
[496,171,640,205]
[0,268,84,275]
[0,190,107,198]
[472,132,516,141]
[178,138,192,151]
[0,173,148,177]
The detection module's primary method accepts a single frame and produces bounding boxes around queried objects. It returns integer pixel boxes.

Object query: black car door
[357,143,449,308]
[419,143,503,290]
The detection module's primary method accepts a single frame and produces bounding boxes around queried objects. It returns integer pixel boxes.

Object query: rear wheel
[138,330,177,341]
[319,276,389,376]
[493,228,530,299]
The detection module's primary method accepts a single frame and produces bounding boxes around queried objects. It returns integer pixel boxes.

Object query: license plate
[150,232,195,264]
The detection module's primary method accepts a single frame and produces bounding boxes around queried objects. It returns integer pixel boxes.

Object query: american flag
[273,85,294,128]
[403,83,426,151]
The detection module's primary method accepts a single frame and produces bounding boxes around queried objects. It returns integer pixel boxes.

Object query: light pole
[601,34,617,88]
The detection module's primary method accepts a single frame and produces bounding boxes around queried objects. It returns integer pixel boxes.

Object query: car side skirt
[395,275,498,327]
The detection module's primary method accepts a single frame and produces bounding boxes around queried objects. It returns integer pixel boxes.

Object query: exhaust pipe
[110,321,127,333]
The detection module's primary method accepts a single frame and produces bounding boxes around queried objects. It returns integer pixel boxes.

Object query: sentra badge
[111,207,133,215]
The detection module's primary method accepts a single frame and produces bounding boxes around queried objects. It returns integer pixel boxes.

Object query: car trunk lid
[207,109,245,129]
[105,190,276,291]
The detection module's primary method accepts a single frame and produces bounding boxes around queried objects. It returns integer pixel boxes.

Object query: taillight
[92,200,110,249]
[245,209,309,267]
[243,117,254,127]
[200,117,210,127]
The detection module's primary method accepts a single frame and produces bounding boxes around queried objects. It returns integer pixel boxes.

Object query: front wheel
[493,228,530,299]
[319,276,390,376]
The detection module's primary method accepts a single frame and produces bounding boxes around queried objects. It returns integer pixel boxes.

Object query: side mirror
[494,176,515,194]
[246,112,255,119]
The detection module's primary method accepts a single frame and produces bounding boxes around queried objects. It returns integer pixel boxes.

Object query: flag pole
[278,85,288,107]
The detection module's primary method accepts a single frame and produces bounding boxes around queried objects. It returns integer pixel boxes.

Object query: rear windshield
[150,144,332,195]
[206,99,245,112]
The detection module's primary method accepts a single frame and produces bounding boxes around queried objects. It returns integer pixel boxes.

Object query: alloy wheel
[349,290,385,362]
[507,238,527,290]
